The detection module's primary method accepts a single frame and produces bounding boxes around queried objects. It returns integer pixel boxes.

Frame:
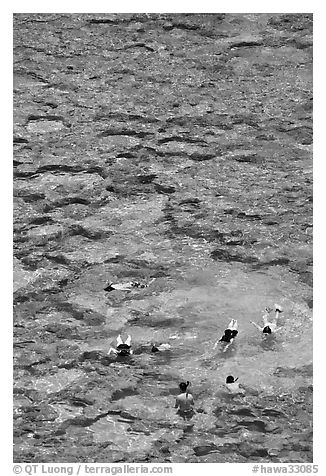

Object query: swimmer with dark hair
[108,335,133,356]
[225,375,243,394]
[214,319,238,352]
[251,304,283,335]
[175,381,194,416]
[151,343,171,353]
[226,375,238,384]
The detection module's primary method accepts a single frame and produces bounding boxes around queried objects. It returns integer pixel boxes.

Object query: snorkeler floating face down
[107,335,133,356]
[213,319,238,351]
[104,278,155,292]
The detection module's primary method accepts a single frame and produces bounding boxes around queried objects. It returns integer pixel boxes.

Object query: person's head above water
[263,326,272,334]
[179,381,190,392]
[226,375,238,384]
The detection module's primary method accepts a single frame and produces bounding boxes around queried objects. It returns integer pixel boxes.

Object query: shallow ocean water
[13,13,312,463]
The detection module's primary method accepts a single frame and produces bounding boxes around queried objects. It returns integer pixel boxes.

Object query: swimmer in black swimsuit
[108,335,133,356]
[214,319,238,352]
[251,304,283,335]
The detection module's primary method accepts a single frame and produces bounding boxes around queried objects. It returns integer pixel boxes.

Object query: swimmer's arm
[174,398,180,409]
[250,321,263,332]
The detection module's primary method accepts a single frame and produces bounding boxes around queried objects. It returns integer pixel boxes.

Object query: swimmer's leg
[228,319,238,330]
[223,341,232,352]
[262,315,268,326]
[125,335,131,346]
[262,312,271,326]
[108,347,117,355]
[116,335,123,346]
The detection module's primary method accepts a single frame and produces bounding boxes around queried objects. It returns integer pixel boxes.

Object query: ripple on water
[32,369,84,394]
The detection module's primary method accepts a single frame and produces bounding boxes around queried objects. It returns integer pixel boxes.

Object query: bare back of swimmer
[175,381,194,412]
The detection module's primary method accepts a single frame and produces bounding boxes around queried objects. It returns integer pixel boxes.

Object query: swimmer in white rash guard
[108,335,133,356]
[214,319,238,352]
[225,375,244,394]
[251,304,283,335]
[175,381,195,418]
